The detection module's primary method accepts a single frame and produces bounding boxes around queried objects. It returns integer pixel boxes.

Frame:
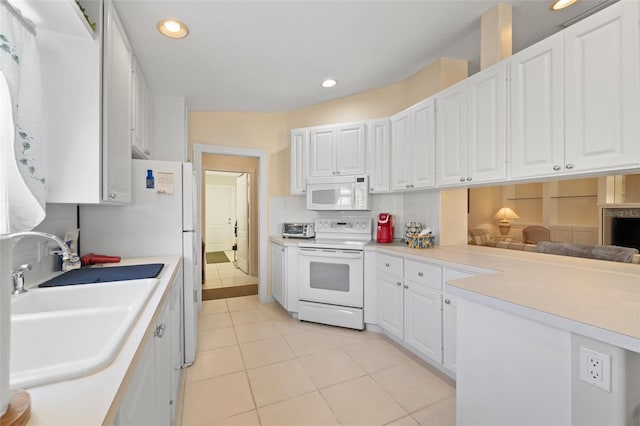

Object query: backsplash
[269,191,440,241]
[10,204,78,288]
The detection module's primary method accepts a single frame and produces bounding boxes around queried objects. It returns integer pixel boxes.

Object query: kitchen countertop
[367,243,640,352]
[22,256,181,426]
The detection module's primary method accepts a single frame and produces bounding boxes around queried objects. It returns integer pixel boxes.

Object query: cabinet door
[154,302,172,425]
[335,123,366,176]
[510,34,564,179]
[442,268,476,374]
[366,118,391,193]
[442,290,457,374]
[309,127,336,177]
[102,1,132,203]
[378,272,403,340]
[290,129,308,195]
[131,57,148,158]
[436,80,468,187]
[411,98,436,189]
[271,243,286,308]
[115,336,158,425]
[467,63,507,184]
[390,110,412,191]
[564,1,640,173]
[403,282,442,363]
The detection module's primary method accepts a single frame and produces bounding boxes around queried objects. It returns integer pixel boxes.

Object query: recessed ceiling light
[550,0,578,11]
[321,78,337,88]
[157,19,189,39]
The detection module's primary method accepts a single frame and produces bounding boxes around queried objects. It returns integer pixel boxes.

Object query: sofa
[468,228,640,264]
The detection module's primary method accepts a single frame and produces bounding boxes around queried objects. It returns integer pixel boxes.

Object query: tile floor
[178,295,456,425]
[203,251,258,289]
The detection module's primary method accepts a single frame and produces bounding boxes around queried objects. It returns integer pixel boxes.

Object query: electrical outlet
[580,347,611,392]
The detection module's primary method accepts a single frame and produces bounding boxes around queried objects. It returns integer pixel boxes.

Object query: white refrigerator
[79,159,201,366]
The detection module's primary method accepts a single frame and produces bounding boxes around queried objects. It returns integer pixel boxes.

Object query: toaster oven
[282,223,315,239]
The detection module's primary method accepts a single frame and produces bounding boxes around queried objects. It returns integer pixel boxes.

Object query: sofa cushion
[468,229,491,246]
[536,241,639,263]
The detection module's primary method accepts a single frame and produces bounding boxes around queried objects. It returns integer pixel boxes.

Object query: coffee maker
[376,213,394,243]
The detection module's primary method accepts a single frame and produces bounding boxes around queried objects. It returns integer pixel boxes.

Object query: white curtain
[0,0,46,234]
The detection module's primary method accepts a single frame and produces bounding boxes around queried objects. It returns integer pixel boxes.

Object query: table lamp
[494,207,519,235]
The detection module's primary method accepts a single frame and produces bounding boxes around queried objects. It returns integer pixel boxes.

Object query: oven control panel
[315,218,372,233]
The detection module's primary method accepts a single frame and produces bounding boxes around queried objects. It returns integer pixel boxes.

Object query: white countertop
[367,244,640,352]
[23,256,181,426]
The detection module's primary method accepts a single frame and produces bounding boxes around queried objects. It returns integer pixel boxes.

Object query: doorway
[198,150,262,300]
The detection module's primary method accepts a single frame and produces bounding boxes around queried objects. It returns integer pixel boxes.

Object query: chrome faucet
[12,264,32,295]
[8,231,79,294]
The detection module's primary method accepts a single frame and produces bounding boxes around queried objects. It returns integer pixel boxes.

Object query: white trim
[193,144,269,303]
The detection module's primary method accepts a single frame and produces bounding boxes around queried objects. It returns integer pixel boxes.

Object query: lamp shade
[494,207,520,221]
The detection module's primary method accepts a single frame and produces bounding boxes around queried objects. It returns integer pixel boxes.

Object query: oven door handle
[299,248,363,259]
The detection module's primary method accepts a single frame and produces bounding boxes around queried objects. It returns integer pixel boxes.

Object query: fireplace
[602,207,640,250]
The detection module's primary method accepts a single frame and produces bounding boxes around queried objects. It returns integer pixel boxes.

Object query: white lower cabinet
[376,252,484,376]
[377,254,443,364]
[270,241,299,313]
[116,276,182,425]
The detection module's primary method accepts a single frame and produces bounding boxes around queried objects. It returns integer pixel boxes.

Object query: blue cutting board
[39,263,164,288]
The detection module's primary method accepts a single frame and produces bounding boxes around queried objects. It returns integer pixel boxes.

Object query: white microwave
[306,175,371,211]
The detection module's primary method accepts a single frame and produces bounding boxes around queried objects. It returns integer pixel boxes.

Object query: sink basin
[11,278,158,315]
[10,278,159,389]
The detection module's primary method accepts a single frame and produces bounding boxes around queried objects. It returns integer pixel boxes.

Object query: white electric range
[297,217,372,330]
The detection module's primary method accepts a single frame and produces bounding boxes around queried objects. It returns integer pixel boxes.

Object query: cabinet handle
[405,184,410,188]
[417,272,423,277]
[385,263,390,267]
[553,165,561,171]
[565,163,575,170]
[409,184,414,188]
[336,171,340,175]
[302,189,306,193]
[109,193,116,199]
[154,323,166,338]
[280,248,285,252]
[403,284,409,289]
[444,299,451,305]
[370,188,374,191]
[396,281,402,286]
[466,177,472,181]
[459,177,465,182]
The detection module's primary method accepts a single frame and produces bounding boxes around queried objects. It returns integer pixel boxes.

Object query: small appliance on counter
[282,222,315,239]
[376,213,394,243]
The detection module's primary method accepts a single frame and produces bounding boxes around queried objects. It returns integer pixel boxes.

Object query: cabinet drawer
[404,260,442,290]
[378,253,403,276]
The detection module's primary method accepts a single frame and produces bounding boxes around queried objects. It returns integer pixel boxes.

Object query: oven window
[310,262,350,292]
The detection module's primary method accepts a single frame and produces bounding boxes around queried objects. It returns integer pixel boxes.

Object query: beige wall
[189,57,468,200]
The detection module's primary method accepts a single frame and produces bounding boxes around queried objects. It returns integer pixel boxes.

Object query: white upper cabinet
[563,0,640,174]
[467,62,507,184]
[290,128,308,195]
[510,1,640,179]
[436,64,507,187]
[102,0,132,203]
[366,118,391,193]
[390,98,436,191]
[435,80,468,187]
[509,33,564,179]
[308,123,366,177]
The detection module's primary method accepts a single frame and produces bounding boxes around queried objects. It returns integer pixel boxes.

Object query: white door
[335,123,366,176]
[309,127,335,177]
[205,184,234,252]
[404,282,442,364]
[467,62,507,184]
[509,33,564,179]
[235,174,249,273]
[564,0,640,174]
[411,98,436,189]
[435,80,468,187]
[390,110,412,191]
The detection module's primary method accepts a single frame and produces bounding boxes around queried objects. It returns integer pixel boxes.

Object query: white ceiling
[111,0,609,112]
